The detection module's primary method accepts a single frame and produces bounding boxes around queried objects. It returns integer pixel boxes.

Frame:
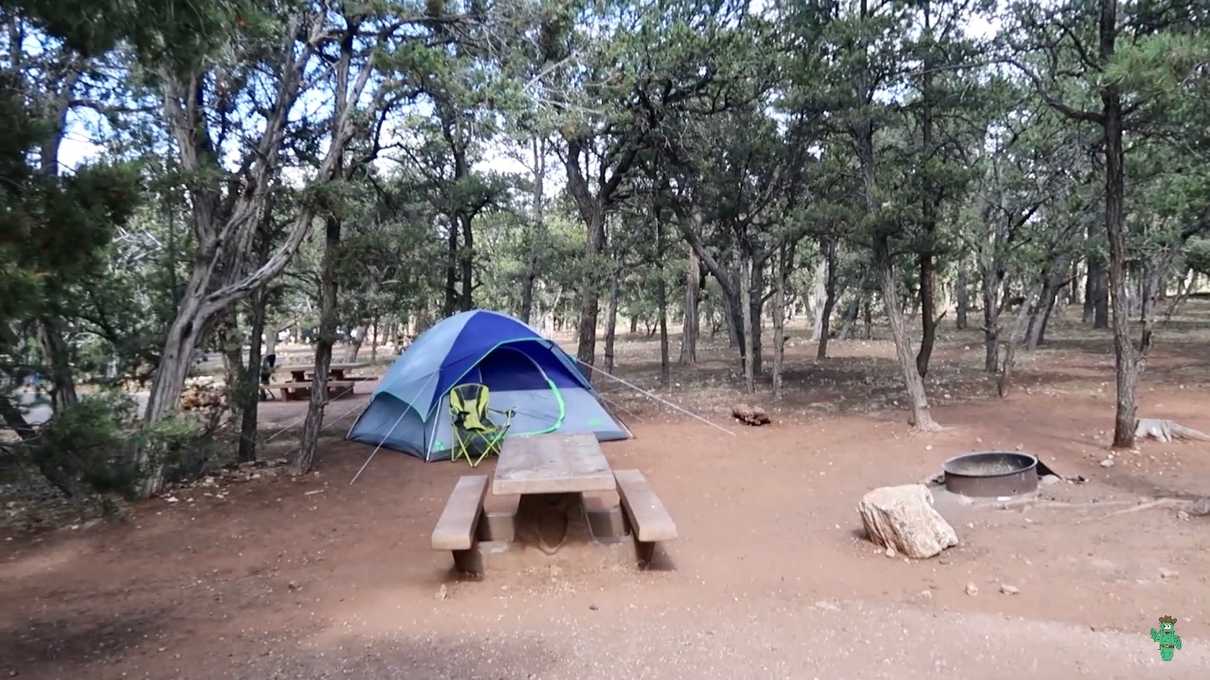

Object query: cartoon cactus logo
[1150,615,1182,662]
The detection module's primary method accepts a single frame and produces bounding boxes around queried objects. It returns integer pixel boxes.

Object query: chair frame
[449,383,513,467]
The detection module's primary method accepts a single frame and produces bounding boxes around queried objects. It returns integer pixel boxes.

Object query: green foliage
[1186,238,1210,276]
[27,391,142,497]
[25,390,214,498]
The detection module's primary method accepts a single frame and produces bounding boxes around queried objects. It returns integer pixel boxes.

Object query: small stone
[1189,497,1210,516]
[287,581,299,591]
[965,582,979,596]
[1177,510,1190,521]
[1099,458,1115,468]
[925,445,933,451]
[435,584,449,600]
[884,546,897,558]
[1000,584,1020,595]
[1041,475,1061,486]
[589,604,599,611]
[1159,568,1179,580]
[916,589,932,601]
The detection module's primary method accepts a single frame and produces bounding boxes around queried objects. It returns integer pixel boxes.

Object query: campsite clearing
[4,309,1210,678]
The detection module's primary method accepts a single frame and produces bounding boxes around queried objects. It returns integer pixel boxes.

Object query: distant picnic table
[268,361,371,401]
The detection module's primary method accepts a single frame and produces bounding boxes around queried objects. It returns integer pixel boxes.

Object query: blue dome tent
[347,309,631,460]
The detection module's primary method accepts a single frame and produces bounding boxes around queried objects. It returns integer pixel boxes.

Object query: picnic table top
[279,361,369,373]
[492,433,614,496]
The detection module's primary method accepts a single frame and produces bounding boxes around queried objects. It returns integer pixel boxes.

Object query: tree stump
[1135,418,1210,443]
[858,484,958,559]
[731,403,770,426]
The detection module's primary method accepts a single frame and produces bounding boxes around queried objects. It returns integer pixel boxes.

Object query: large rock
[858,484,958,559]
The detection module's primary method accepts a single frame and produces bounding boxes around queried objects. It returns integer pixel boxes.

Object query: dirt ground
[3,303,1210,679]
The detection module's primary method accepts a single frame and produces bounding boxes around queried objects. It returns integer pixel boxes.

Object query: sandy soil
[3,304,1210,679]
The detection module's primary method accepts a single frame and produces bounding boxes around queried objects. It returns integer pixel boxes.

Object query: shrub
[28,391,141,497]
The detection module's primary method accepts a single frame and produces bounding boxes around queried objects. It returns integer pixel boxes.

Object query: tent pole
[573,358,737,437]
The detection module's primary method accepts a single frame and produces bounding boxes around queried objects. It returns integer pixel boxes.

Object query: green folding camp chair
[449,383,514,467]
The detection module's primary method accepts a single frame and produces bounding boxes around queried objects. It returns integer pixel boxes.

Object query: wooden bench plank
[614,469,677,542]
[432,475,488,550]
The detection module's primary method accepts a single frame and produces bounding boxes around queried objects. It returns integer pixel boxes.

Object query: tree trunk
[629,315,637,335]
[348,323,369,362]
[916,253,938,377]
[603,263,621,376]
[1100,25,1138,448]
[956,261,969,330]
[773,246,787,400]
[835,294,855,339]
[740,252,755,394]
[982,274,1001,373]
[748,258,764,376]
[817,239,838,360]
[237,292,268,463]
[520,136,546,325]
[144,275,209,424]
[574,209,607,378]
[218,312,245,426]
[459,213,474,311]
[293,216,341,474]
[862,295,873,340]
[1083,259,1095,323]
[1070,260,1082,305]
[998,294,1035,398]
[855,105,937,428]
[1092,261,1109,328]
[679,248,700,365]
[369,316,379,362]
[876,242,941,430]
[443,224,458,317]
[656,226,670,388]
[810,255,828,341]
[35,316,78,412]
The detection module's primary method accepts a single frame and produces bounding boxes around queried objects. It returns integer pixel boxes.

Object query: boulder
[858,484,958,559]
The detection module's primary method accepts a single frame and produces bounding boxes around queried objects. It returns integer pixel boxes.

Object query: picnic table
[431,433,678,575]
[283,361,369,382]
[493,433,615,495]
[268,361,370,401]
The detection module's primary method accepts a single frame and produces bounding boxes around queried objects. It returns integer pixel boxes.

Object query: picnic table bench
[430,433,677,576]
[431,475,489,575]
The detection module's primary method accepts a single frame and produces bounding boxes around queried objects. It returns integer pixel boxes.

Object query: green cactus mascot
[1150,615,1182,662]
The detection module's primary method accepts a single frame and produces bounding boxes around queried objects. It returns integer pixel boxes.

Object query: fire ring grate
[942,451,1039,497]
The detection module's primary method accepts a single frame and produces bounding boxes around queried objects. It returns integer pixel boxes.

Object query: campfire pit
[942,452,1039,497]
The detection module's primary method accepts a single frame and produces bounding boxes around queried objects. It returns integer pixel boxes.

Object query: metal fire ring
[942,451,1039,497]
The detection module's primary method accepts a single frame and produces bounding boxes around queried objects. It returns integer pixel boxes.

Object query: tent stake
[574,358,737,437]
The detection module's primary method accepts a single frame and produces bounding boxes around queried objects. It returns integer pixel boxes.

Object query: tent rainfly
[346,309,630,460]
